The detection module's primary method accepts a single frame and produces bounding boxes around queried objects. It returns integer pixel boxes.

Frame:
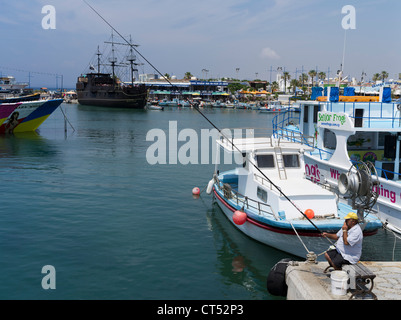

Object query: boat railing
[326,101,401,129]
[379,168,401,181]
[254,174,274,191]
[216,180,278,220]
[272,110,315,146]
[217,127,274,139]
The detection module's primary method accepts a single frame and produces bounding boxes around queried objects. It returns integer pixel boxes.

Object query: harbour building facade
[137,75,230,102]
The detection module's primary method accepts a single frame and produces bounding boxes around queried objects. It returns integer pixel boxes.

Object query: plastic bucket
[330,270,349,296]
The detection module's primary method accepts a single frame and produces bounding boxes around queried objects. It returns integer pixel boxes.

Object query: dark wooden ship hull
[76,73,148,109]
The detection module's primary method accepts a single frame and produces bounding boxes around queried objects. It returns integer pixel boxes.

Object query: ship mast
[96,45,101,73]
[126,35,136,86]
[108,32,118,84]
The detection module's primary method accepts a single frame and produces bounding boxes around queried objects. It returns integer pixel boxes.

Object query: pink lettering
[305,164,320,183]
[374,185,397,204]
[330,168,340,180]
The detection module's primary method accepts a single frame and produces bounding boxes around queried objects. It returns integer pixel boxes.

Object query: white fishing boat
[273,86,401,234]
[259,101,286,113]
[146,104,164,110]
[207,131,382,260]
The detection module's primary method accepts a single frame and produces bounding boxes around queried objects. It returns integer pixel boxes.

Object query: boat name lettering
[318,113,346,126]
[305,163,320,183]
[373,184,397,204]
[330,168,341,180]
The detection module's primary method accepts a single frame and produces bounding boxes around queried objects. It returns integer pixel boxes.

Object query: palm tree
[372,73,381,82]
[308,70,317,88]
[299,73,308,89]
[184,72,193,80]
[381,71,389,82]
[271,81,279,93]
[290,79,299,95]
[318,72,326,85]
[283,71,291,93]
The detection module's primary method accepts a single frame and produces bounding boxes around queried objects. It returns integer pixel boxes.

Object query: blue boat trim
[213,186,379,237]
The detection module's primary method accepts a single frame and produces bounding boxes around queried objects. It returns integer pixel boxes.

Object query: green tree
[381,71,389,82]
[290,79,299,94]
[227,82,247,95]
[372,73,381,82]
[299,73,308,88]
[318,72,326,84]
[308,70,317,87]
[184,72,193,80]
[283,71,291,93]
[271,81,279,93]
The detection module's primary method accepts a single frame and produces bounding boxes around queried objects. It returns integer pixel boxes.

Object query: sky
[0,0,400,88]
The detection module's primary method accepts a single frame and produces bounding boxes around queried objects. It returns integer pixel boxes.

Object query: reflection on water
[0,132,60,159]
[232,255,245,273]
[207,204,296,299]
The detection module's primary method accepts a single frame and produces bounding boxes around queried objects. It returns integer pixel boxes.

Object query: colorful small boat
[0,93,41,103]
[0,99,63,133]
[0,103,21,126]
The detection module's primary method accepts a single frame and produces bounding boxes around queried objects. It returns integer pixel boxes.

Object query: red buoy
[233,210,247,225]
[305,209,315,219]
[192,187,200,195]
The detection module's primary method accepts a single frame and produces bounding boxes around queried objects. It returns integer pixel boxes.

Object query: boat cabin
[216,136,338,220]
[291,87,401,181]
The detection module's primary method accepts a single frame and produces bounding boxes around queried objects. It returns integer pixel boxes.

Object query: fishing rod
[82,0,328,237]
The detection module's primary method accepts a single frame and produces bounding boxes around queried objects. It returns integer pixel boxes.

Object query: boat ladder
[274,147,287,180]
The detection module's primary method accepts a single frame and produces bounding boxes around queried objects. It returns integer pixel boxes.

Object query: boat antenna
[337,29,347,88]
[82,0,328,237]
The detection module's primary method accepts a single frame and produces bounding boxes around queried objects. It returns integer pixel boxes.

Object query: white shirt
[335,224,363,264]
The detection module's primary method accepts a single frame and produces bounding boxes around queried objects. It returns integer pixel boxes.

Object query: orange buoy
[192,187,200,195]
[233,210,247,225]
[305,209,315,219]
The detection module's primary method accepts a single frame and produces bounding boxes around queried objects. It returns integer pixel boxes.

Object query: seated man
[322,212,363,270]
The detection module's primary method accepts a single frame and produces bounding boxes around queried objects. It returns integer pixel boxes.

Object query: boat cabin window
[348,132,375,150]
[283,154,300,168]
[257,186,268,202]
[355,109,364,127]
[303,105,309,123]
[313,105,319,123]
[303,105,319,124]
[384,134,397,159]
[378,133,387,148]
[323,129,336,150]
[256,154,275,168]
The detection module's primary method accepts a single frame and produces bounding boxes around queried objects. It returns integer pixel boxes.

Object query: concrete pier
[286,261,401,300]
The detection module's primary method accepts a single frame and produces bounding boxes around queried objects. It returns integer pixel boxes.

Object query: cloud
[260,47,280,60]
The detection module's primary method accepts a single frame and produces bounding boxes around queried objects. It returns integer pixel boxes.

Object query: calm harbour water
[0,103,400,300]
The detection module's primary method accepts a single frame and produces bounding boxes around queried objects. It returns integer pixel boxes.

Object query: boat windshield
[283,154,300,168]
[256,154,275,168]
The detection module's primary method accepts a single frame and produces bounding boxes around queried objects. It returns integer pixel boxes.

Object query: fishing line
[82,0,328,237]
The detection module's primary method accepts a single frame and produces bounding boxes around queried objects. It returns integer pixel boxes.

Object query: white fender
[206,179,214,195]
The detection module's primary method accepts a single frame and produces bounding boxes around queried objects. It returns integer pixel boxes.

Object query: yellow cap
[344,212,358,220]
